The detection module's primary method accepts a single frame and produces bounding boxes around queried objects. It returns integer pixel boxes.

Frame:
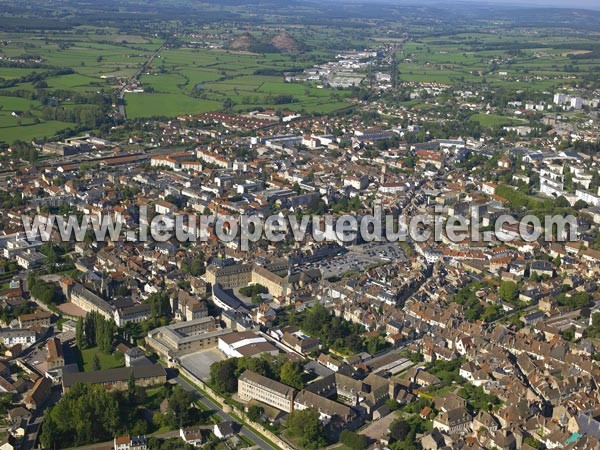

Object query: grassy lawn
[423,384,456,398]
[74,346,125,372]
[469,113,521,127]
[125,93,222,118]
[53,268,83,280]
[0,119,76,144]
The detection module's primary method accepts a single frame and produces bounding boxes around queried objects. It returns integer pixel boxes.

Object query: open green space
[469,113,522,127]
[0,119,76,143]
[398,31,600,90]
[74,346,125,372]
[0,8,598,138]
[125,93,223,118]
[132,47,352,116]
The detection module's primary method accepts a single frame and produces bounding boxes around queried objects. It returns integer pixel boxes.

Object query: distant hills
[229,31,303,53]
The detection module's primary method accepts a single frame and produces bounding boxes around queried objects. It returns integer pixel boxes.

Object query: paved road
[116,40,167,120]
[20,413,43,450]
[173,376,277,450]
[21,387,62,450]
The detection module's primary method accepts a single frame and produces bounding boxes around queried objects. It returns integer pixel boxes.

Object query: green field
[0,29,353,127]
[398,32,600,90]
[0,95,72,143]
[469,113,522,127]
[0,17,598,139]
[126,47,352,117]
[0,28,163,142]
[125,93,223,119]
[0,119,76,143]
[76,346,125,372]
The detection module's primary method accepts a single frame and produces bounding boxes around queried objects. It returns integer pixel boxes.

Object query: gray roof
[62,364,166,388]
[238,370,295,398]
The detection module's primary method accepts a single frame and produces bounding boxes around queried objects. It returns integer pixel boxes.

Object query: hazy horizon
[339,0,600,11]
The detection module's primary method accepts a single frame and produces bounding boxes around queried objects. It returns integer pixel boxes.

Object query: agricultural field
[0,15,598,141]
[125,93,223,119]
[0,27,161,143]
[125,47,352,118]
[398,32,600,90]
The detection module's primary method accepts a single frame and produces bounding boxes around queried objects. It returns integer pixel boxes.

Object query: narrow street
[173,375,277,450]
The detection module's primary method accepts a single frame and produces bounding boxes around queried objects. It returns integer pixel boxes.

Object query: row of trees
[40,383,120,448]
[210,354,305,394]
[148,291,172,325]
[40,378,200,449]
[75,311,116,353]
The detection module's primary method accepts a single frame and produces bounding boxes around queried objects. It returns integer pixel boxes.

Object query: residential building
[113,435,148,450]
[433,407,472,434]
[62,364,167,393]
[18,310,51,329]
[238,370,295,413]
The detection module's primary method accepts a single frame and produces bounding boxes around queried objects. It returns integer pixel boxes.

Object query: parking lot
[307,242,407,278]
[179,348,226,381]
[349,242,408,262]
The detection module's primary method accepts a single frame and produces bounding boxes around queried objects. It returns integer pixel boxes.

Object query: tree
[78,312,116,353]
[188,255,205,277]
[39,383,120,448]
[29,279,62,305]
[148,292,171,323]
[558,292,591,311]
[127,370,136,404]
[76,317,86,349]
[498,281,519,303]
[523,437,542,449]
[209,358,239,394]
[340,430,368,450]
[167,385,196,427]
[0,393,15,415]
[389,419,410,441]
[285,408,327,450]
[247,405,264,422]
[460,383,501,411]
[555,196,570,208]
[92,353,101,371]
[223,98,235,112]
[280,361,304,390]
[554,254,562,267]
[239,284,268,297]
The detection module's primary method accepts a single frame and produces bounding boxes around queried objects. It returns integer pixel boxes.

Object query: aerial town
[0,1,600,450]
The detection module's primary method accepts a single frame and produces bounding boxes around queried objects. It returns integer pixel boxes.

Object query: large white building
[196,148,231,168]
[217,331,279,358]
[553,93,567,105]
[576,189,600,207]
[540,165,564,197]
[238,370,295,413]
[571,97,584,110]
